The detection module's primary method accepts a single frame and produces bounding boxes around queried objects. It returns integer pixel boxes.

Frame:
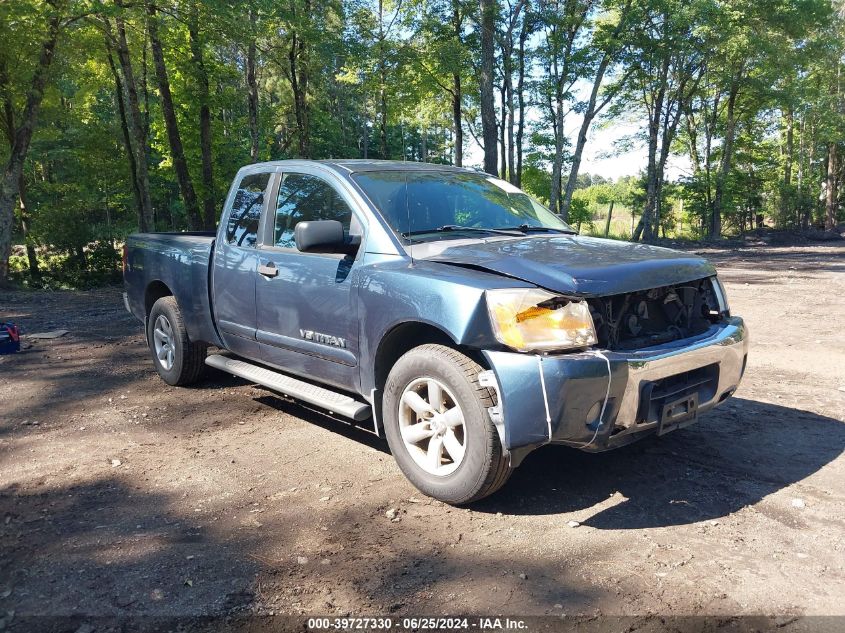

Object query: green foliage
[568,197,593,233]
[9,241,121,290]
[520,152,552,204]
[1,0,843,286]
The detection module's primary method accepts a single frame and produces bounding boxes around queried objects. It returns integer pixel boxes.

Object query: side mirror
[294,220,355,254]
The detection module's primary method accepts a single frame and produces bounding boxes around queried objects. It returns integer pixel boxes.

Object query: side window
[274,173,354,249]
[226,172,271,248]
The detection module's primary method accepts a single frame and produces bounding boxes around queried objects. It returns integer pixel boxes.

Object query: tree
[559,0,636,218]
[147,2,202,229]
[246,3,260,162]
[102,3,156,233]
[497,0,527,183]
[535,0,594,218]
[622,0,705,241]
[2,0,842,286]
[187,2,216,228]
[479,0,498,175]
[0,1,65,285]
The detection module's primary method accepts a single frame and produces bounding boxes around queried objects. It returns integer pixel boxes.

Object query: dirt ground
[1,244,844,630]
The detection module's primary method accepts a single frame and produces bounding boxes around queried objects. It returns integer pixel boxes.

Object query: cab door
[212,170,274,360]
[254,169,364,391]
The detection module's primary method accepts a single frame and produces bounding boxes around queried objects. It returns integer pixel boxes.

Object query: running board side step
[205,353,371,422]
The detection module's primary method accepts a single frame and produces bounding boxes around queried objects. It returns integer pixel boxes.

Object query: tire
[382,344,512,504]
[146,296,207,386]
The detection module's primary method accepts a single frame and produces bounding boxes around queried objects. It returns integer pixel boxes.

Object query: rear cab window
[226,172,273,248]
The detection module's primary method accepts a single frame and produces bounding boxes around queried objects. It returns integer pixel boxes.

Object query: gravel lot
[1,244,844,630]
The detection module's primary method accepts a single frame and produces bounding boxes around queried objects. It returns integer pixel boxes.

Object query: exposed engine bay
[587,277,725,351]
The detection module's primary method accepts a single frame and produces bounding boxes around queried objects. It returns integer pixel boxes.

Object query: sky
[462,115,693,183]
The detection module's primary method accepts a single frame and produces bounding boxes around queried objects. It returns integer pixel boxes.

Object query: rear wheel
[147,296,206,386]
[383,344,512,504]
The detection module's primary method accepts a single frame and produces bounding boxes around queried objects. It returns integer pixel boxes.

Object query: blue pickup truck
[124,160,748,504]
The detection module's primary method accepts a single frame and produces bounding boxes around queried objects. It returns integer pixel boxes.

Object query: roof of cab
[246,159,477,175]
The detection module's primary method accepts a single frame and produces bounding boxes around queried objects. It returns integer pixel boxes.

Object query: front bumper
[482,317,749,456]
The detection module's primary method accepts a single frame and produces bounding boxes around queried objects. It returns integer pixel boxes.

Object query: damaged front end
[587,277,727,351]
[481,276,747,464]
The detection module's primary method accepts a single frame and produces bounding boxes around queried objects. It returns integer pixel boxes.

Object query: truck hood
[413,235,715,296]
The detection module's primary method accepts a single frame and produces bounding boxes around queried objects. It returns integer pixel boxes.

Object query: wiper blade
[403,225,523,237]
[497,224,576,234]
[438,224,526,236]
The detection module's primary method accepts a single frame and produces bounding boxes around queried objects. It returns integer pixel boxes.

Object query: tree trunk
[110,10,155,232]
[825,142,839,231]
[0,60,13,148]
[288,32,310,158]
[479,0,498,176]
[781,106,793,222]
[420,126,427,162]
[604,200,614,238]
[377,0,389,159]
[452,73,462,166]
[784,107,793,187]
[18,174,40,278]
[702,92,719,214]
[515,15,528,186]
[361,112,368,158]
[1,63,40,279]
[561,55,611,218]
[141,23,150,152]
[685,112,701,173]
[105,40,142,218]
[247,6,260,162]
[797,114,809,229]
[148,4,202,230]
[499,82,507,179]
[634,108,661,241]
[0,10,61,285]
[503,26,516,185]
[379,62,388,158]
[634,55,669,242]
[189,6,216,229]
[549,93,565,217]
[450,0,463,166]
[379,70,388,158]
[712,77,740,239]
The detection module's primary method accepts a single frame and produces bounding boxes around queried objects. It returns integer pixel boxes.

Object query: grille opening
[588,278,723,351]
[636,364,719,425]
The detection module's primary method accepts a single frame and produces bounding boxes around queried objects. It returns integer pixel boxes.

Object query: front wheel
[382,344,512,504]
[146,296,206,386]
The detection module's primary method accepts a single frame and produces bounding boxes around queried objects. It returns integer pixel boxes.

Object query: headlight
[485,288,597,352]
[710,276,730,314]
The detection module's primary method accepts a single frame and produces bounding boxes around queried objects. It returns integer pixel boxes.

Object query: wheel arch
[371,320,489,434]
[144,280,174,317]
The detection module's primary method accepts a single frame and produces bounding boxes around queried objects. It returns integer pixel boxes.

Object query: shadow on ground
[0,474,594,630]
[253,393,389,454]
[0,478,262,625]
[143,372,845,532]
[472,397,844,526]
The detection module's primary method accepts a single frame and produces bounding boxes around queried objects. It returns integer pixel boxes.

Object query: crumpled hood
[413,235,716,296]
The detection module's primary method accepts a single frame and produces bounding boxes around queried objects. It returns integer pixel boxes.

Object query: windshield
[352,170,574,242]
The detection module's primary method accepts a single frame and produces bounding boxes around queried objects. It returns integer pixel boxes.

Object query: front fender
[356,255,528,394]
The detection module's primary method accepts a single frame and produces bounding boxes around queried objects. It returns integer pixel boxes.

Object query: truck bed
[124,231,221,347]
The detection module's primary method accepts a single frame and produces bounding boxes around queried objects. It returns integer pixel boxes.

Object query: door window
[273,174,354,249]
[226,172,272,248]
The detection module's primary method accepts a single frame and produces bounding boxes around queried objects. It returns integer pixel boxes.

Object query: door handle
[258,262,278,278]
